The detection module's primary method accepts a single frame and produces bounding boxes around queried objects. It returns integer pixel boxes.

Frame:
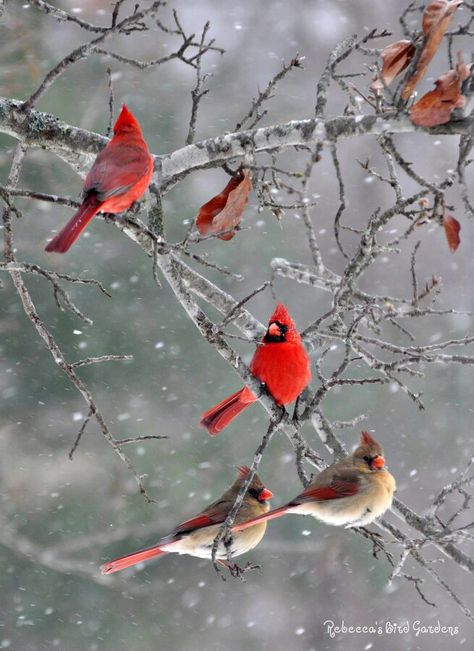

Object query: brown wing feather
[293,467,362,505]
[170,499,230,537]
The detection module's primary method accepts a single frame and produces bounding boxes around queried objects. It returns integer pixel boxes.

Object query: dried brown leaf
[401,0,463,101]
[422,0,463,34]
[409,54,471,127]
[196,170,252,241]
[371,40,416,91]
[443,214,461,252]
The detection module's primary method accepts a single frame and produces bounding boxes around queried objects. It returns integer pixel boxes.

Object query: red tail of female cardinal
[101,544,168,574]
[200,304,311,435]
[45,105,153,253]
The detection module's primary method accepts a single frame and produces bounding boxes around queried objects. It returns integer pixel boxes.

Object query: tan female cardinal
[45,105,153,253]
[232,432,396,532]
[100,466,273,575]
[200,304,312,435]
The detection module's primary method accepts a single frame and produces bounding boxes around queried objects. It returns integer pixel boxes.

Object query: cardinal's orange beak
[267,322,281,337]
[372,455,385,469]
[259,488,273,501]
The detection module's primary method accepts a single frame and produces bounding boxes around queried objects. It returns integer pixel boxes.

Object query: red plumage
[45,105,153,253]
[100,545,168,574]
[200,304,311,435]
[297,481,360,502]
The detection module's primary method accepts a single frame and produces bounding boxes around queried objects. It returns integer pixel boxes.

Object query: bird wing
[84,143,151,201]
[170,499,230,537]
[293,468,362,504]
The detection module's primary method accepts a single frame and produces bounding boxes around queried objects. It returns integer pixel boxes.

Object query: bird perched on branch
[100,466,273,576]
[45,104,153,253]
[232,432,396,532]
[200,303,312,435]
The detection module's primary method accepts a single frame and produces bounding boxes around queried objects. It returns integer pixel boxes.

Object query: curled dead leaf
[410,54,471,127]
[401,0,463,101]
[196,170,252,241]
[370,40,416,91]
[443,214,461,253]
[422,0,463,35]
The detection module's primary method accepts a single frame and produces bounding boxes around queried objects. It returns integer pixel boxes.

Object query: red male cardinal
[45,105,153,253]
[233,432,396,532]
[100,466,273,575]
[200,304,312,436]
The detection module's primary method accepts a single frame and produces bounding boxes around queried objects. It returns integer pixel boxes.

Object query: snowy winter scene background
[0,1,473,650]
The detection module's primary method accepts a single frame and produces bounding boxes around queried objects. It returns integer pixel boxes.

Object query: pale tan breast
[170,500,269,560]
[170,520,267,560]
[291,469,395,527]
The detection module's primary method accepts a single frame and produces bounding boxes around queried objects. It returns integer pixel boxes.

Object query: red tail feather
[45,195,101,253]
[199,386,256,436]
[100,543,168,575]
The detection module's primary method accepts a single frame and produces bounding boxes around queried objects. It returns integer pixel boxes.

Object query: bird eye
[248,488,259,499]
[363,455,372,465]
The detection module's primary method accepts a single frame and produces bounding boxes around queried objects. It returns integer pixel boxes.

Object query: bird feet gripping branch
[219,559,262,581]
[356,527,391,560]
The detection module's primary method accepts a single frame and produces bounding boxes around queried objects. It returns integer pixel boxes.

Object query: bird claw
[360,527,384,541]
[356,527,386,558]
[227,561,262,581]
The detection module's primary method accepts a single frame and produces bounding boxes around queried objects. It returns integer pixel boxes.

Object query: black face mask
[263,321,288,343]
